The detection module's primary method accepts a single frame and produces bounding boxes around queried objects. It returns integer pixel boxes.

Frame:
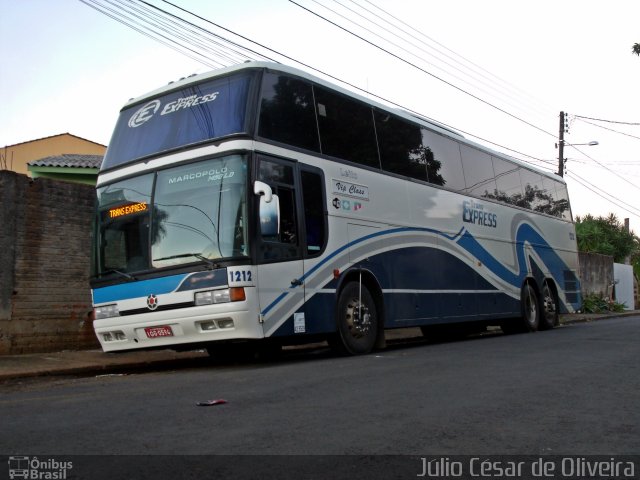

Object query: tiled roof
[29,154,103,169]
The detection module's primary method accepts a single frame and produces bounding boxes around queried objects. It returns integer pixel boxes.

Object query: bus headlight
[195,287,245,305]
[95,304,120,319]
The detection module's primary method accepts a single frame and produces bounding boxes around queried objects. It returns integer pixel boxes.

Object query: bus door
[255,155,305,338]
[254,155,328,338]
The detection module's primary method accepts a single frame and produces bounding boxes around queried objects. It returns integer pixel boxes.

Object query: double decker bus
[91,61,581,356]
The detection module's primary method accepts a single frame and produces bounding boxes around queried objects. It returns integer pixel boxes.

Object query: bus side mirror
[255,181,280,236]
[254,181,273,203]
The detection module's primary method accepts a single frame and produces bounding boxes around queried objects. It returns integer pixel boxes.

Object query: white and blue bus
[91,62,581,355]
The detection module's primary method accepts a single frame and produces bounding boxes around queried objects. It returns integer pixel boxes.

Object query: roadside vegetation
[575,214,639,312]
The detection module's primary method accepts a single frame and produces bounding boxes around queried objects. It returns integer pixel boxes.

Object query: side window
[257,157,300,262]
[554,181,572,221]
[314,86,380,169]
[258,72,320,152]
[520,168,545,212]
[460,145,496,198]
[375,110,427,182]
[301,168,327,256]
[420,128,465,190]
[491,157,523,206]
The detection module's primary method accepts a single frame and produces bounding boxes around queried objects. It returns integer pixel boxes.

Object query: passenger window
[460,145,496,197]
[258,72,320,152]
[519,168,545,212]
[491,157,523,206]
[554,182,572,221]
[301,169,327,256]
[375,110,427,181]
[420,128,465,190]
[314,86,380,169]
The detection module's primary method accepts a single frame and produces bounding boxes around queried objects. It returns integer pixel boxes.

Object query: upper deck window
[102,71,256,170]
[258,72,320,152]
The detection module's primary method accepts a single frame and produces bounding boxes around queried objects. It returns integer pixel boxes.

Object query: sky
[1,0,639,230]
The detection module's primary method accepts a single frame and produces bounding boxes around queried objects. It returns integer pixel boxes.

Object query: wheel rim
[345,297,372,339]
[542,284,557,324]
[524,286,537,326]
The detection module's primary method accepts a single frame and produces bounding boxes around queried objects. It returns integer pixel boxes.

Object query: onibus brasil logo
[8,456,72,479]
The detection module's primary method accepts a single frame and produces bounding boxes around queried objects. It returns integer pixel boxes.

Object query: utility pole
[558,111,566,177]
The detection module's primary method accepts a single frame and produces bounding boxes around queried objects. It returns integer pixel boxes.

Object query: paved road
[1,317,638,474]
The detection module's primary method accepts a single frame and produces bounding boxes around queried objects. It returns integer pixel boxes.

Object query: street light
[557,111,598,176]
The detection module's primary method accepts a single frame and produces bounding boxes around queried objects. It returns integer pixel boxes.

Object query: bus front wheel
[333,282,378,355]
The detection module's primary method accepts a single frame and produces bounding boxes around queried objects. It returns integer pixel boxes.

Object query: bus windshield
[101,71,256,170]
[95,154,248,276]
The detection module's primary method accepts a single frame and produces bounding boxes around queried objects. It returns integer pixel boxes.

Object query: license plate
[145,326,173,338]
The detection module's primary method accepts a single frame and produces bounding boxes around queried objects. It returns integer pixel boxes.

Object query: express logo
[146,294,159,310]
[462,200,497,228]
[128,100,161,128]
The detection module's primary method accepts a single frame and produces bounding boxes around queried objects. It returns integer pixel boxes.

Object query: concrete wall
[578,252,614,299]
[0,171,98,354]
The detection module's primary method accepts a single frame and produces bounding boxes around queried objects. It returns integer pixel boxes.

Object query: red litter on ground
[196,399,228,406]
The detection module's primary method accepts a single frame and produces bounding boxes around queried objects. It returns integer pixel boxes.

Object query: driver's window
[257,156,301,262]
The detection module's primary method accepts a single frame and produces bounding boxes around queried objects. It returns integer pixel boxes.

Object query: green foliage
[582,294,626,313]
[633,43,640,56]
[575,213,640,279]
[575,214,639,260]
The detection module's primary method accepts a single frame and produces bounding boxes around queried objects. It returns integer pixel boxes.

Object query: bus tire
[333,282,378,355]
[538,281,559,330]
[501,282,540,334]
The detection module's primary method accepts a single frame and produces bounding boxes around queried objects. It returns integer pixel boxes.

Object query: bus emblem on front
[147,294,159,310]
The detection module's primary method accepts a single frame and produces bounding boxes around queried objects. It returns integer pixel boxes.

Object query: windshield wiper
[153,253,218,269]
[102,269,136,281]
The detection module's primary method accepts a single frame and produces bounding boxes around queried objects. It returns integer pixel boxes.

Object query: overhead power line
[574,115,640,126]
[289,0,558,140]
[567,171,640,218]
[574,117,640,142]
[78,0,581,170]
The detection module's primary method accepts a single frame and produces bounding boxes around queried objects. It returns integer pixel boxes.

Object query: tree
[633,43,640,56]
[575,213,640,277]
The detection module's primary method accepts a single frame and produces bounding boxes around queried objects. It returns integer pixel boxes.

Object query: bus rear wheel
[539,281,559,330]
[333,282,378,355]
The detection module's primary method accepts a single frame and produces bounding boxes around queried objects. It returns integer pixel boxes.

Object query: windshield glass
[102,71,256,170]
[95,155,248,277]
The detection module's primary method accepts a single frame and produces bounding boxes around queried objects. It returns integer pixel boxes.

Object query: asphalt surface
[0,311,638,382]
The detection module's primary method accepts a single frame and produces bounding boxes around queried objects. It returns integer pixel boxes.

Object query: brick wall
[0,171,99,354]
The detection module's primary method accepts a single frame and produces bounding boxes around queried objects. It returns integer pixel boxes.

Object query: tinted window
[554,181,572,220]
[257,156,300,261]
[103,72,255,170]
[315,86,380,168]
[420,128,465,190]
[258,73,320,152]
[519,168,546,212]
[301,169,327,255]
[540,176,571,219]
[490,157,524,206]
[375,110,427,181]
[460,145,496,197]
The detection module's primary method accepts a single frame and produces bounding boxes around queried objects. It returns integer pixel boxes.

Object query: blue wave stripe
[93,273,189,304]
[259,226,460,316]
[261,223,576,317]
